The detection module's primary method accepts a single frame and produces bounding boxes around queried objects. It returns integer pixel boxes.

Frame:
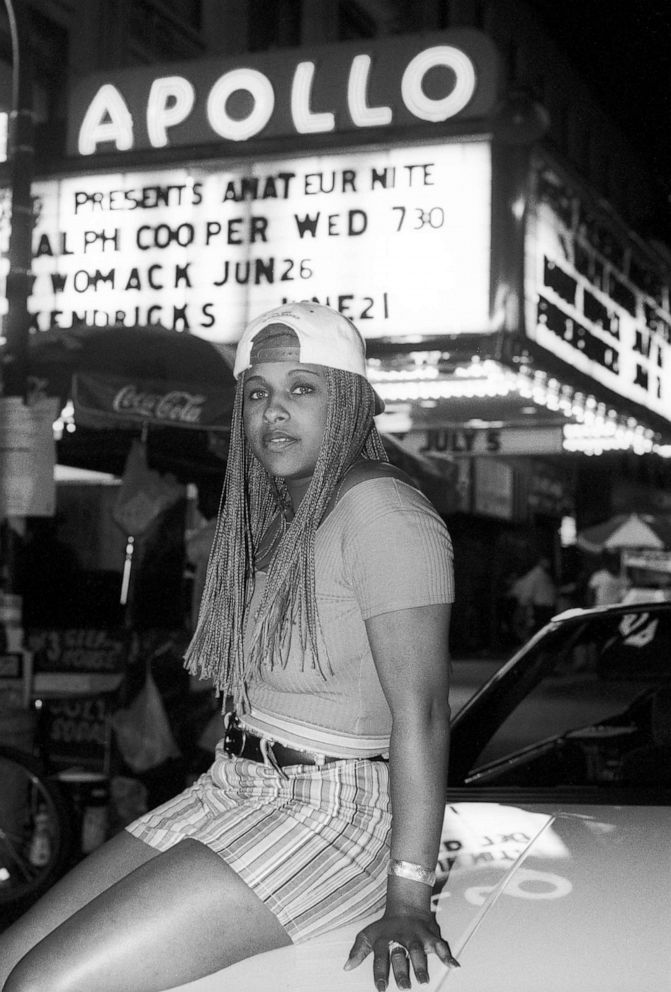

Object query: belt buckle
[223,713,246,758]
[260,738,289,780]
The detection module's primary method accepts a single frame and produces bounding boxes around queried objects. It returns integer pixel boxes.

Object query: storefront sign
[67,30,500,156]
[623,550,671,575]
[29,628,127,673]
[29,627,127,696]
[0,61,10,162]
[405,424,563,456]
[0,653,23,678]
[13,141,492,342]
[40,693,114,772]
[0,397,58,518]
[612,478,671,515]
[525,154,671,427]
[0,650,32,708]
[527,460,573,517]
[473,458,514,519]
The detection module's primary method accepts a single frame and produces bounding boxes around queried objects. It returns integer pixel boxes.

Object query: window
[248,0,301,51]
[127,0,204,62]
[338,1,377,39]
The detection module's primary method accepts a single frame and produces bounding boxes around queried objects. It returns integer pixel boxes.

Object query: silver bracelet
[387,858,436,887]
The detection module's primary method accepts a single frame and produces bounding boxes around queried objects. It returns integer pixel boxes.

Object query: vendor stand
[621,550,671,604]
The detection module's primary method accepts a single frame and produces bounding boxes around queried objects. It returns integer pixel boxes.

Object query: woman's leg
[2,834,292,992]
[0,829,160,981]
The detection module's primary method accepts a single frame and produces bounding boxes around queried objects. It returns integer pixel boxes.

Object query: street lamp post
[1,0,33,595]
[2,0,33,400]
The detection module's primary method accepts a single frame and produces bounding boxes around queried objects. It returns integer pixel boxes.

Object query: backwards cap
[233,301,384,413]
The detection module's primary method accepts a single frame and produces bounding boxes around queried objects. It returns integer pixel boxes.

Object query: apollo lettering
[77,45,477,155]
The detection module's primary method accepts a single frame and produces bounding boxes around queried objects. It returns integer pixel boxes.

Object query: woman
[1,302,458,992]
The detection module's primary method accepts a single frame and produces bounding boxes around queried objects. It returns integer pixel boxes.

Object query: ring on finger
[388,940,409,958]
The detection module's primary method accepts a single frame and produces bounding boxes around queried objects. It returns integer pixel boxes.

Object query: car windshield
[464,607,671,793]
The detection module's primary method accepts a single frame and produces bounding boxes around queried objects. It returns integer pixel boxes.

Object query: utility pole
[0,0,34,595]
[2,0,33,400]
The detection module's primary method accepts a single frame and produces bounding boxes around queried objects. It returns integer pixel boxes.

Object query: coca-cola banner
[73,372,233,431]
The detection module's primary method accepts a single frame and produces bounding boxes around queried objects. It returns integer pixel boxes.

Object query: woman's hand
[344,910,460,990]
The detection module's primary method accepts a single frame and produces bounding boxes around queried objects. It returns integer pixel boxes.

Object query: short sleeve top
[241,477,454,757]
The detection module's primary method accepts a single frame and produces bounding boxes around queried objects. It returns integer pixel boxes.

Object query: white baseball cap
[234,301,384,413]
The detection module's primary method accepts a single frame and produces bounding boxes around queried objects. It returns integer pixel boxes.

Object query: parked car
[433,600,671,991]
[449,598,671,795]
[146,601,671,989]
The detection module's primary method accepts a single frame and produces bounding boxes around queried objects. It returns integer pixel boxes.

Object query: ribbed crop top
[241,477,454,757]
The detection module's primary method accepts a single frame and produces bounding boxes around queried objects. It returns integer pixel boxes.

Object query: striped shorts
[125,746,392,942]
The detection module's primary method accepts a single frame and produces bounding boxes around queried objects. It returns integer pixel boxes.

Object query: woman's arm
[345,602,459,990]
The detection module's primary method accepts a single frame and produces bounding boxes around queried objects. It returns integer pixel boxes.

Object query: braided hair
[184,366,388,711]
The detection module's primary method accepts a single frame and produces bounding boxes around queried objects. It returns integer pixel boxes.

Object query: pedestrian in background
[510,555,558,636]
[587,552,629,606]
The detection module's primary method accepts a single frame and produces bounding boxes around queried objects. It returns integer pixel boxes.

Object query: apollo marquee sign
[67,29,500,156]
[19,141,492,342]
[0,32,499,355]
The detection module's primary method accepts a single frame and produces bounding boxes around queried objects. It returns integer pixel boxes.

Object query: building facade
[2,0,670,652]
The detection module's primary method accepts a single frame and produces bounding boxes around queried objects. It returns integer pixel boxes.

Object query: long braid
[184,368,387,711]
[184,385,274,701]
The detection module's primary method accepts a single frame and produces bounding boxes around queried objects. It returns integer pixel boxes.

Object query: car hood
[167,801,671,992]
[431,801,670,990]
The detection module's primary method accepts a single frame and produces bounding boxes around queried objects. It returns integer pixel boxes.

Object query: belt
[222,714,388,777]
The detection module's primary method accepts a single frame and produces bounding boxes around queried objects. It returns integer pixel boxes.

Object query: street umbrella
[576,512,671,554]
[26,324,237,479]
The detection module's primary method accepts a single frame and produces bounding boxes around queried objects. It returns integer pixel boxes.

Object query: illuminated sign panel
[402,425,563,457]
[67,30,500,156]
[524,155,671,426]
[2,141,491,344]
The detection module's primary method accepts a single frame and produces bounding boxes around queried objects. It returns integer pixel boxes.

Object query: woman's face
[242,361,329,508]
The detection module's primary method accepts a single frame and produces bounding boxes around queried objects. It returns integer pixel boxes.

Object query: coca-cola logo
[112,385,206,424]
